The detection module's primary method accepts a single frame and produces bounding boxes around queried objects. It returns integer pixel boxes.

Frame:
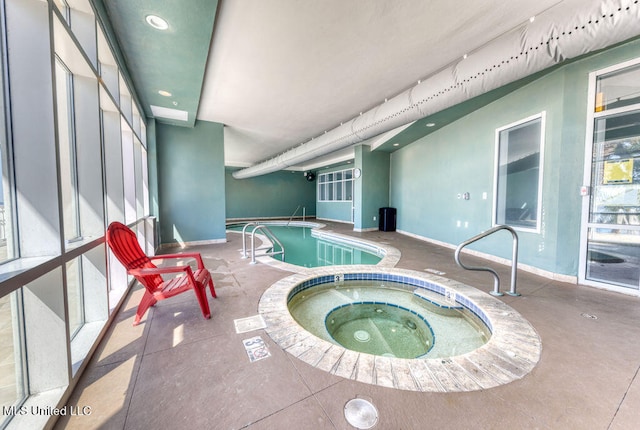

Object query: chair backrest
[106,222,162,291]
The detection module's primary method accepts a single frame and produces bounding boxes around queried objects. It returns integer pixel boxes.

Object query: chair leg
[208,276,217,298]
[134,291,157,326]
[193,285,211,320]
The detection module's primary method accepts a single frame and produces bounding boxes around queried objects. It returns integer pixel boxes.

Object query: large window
[494,113,545,231]
[0,291,26,428]
[55,59,81,244]
[594,62,640,112]
[0,27,15,263]
[0,8,26,424]
[66,258,84,339]
[318,169,354,202]
[0,142,15,262]
[53,0,70,23]
[0,0,153,428]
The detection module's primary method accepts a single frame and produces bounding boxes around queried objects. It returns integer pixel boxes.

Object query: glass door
[582,62,640,291]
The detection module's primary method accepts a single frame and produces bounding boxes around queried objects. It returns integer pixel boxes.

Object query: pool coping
[258,265,542,393]
[227,221,401,272]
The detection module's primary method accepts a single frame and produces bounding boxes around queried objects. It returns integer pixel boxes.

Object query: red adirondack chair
[106,221,216,326]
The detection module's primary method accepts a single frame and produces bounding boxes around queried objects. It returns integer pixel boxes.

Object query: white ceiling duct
[233,0,640,179]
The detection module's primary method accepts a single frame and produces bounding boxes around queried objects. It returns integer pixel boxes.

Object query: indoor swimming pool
[228,222,386,268]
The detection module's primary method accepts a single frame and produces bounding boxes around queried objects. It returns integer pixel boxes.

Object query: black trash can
[379,207,397,232]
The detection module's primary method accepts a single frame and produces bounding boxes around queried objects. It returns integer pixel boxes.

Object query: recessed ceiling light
[529,16,535,23]
[146,15,169,30]
[393,143,400,147]
[426,122,436,127]
[158,90,172,97]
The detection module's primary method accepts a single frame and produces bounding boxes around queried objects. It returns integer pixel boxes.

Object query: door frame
[578,57,640,295]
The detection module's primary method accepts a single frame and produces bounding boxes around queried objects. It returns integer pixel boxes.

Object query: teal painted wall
[390,39,640,277]
[391,73,568,274]
[225,169,316,219]
[146,119,159,217]
[156,120,226,244]
[355,145,390,230]
[316,164,354,222]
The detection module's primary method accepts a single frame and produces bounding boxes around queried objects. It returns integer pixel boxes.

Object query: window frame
[492,112,546,233]
[53,0,71,24]
[0,20,17,264]
[54,57,82,244]
[317,168,354,202]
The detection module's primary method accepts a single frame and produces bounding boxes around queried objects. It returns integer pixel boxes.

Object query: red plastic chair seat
[106,222,217,325]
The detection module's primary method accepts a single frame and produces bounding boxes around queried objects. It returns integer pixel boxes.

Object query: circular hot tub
[258,267,541,392]
[325,302,435,358]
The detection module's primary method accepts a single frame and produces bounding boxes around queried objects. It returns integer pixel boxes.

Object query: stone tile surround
[259,265,541,393]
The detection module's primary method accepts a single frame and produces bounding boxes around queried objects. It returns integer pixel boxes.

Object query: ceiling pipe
[233,0,640,179]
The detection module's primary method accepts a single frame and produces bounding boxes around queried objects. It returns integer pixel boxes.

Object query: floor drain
[234,315,267,333]
[344,398,378,429]
[354,330,371,342]
[581,312,598,320]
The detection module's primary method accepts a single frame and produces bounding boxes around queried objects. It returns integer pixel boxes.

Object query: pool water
[230,224,381,267]
[326,303,434,358]
[288,280,490,359]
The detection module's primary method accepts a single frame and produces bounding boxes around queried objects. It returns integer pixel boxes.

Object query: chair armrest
[129,265,194,277]
[150,253,206,269]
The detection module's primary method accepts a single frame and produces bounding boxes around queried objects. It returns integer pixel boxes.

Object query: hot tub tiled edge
[258,265,542,393]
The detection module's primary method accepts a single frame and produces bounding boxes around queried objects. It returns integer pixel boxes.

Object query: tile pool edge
[258,265,542,393]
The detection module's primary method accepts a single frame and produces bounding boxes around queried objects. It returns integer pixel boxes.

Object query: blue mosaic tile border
[412,292,463,311]
[455,295,493,332]
[287,273,492,332]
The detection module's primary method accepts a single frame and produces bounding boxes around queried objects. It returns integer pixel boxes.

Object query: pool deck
[55,221,640,429]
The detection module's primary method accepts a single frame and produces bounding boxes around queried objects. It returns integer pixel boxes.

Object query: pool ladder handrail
[241,222,259,259]
[454,225,520,297]
[287,205,305,226]
[241,223,285,264]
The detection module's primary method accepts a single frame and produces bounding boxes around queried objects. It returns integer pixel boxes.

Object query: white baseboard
[159,238,227,250]
[396,229,578,284]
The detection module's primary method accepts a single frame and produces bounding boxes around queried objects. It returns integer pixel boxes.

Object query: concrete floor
[55,222,640,429]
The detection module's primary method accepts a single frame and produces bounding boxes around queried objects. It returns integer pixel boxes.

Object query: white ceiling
[196,0,564,168]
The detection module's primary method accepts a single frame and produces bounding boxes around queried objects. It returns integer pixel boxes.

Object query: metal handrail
[250,225,285,264]
[240,222,259,258]
[287,205,302,226]
[454,225,520,297]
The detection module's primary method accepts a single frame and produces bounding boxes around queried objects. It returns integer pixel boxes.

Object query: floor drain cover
[354,330,371,342]
[344,398,378,429]
[234,315,267,333]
